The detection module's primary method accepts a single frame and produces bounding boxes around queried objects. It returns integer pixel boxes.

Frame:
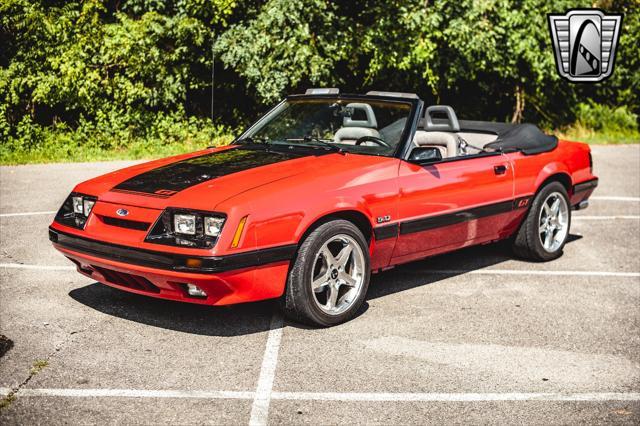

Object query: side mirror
[409,146,443,163]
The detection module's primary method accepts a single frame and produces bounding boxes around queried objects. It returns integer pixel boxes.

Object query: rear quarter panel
[508,140,594,198]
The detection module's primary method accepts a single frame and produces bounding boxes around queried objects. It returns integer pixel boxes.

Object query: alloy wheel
[538,191,569,252]
[310,234,366,315]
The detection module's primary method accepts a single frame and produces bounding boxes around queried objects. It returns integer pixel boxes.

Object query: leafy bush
[558,102,639,144]
[575,102,638,134]
[0,114,233,164]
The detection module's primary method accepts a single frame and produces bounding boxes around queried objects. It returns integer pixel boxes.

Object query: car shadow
[69,284,277,337]
[69,235,582,334]
[367,234,582,300]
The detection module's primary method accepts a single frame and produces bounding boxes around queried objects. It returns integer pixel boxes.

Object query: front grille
[100,215,151,231]
[92,265,160,293]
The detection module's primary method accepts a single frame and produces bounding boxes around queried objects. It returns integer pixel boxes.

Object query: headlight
[204,216,225,237]
[55,193,97,229]
[73,196,84,214]
[145,209,226,248]
[174,214,196,235]
[83,199,95,216]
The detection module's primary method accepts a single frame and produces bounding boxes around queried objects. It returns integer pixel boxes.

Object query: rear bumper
[571,178,598,210]
[49,227,293,305]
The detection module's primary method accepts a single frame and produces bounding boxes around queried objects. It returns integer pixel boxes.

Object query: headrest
[343,103,377,128]
[423,105,460,132]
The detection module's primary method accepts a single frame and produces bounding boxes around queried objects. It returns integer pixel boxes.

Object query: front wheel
[512,181,571,261]
[281,220,370,327]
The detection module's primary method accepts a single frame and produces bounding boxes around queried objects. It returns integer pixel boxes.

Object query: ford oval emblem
[116,209,129,217]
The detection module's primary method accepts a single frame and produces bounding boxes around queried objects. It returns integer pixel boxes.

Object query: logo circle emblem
[116,209,129,217]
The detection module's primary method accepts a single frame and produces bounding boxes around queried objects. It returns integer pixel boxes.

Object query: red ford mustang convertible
[49,90,598,326]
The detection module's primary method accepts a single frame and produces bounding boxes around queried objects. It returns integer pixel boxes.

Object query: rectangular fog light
[186,283,207,298]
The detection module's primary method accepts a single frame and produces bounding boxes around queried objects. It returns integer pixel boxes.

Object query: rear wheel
[281,220,370,327]
[512,182,571,261]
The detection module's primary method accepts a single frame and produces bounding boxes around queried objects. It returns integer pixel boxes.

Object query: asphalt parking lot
[1,145,639,425]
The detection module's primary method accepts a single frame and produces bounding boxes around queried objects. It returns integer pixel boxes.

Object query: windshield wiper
[229,136,277,152]
[234,136,270,146]
[285,136,345,154]
[208,136,269,149]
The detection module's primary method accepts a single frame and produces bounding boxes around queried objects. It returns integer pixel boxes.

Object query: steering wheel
[355,136,391,148]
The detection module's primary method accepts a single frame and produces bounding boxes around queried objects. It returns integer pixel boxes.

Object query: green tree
[1,0,638,163]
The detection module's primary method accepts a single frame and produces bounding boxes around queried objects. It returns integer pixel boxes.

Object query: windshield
[240,98,413,157]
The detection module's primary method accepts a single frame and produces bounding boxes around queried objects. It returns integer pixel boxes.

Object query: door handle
[494,165,508,175]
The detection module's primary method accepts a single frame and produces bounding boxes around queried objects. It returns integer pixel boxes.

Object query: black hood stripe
[112,146,309,196]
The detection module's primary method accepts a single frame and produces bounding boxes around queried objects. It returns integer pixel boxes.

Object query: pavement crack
[0,323,94,412]
[0,249,22,265]
[0,359,49,411]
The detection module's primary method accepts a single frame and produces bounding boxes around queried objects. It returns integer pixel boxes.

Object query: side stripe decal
[399,200,514,235]
[373,224,398,241]
[373,196,533,240]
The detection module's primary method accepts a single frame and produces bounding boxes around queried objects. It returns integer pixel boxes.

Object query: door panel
[392,154,514,263]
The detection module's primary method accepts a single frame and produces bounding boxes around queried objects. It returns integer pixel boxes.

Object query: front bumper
[49,227,294,305]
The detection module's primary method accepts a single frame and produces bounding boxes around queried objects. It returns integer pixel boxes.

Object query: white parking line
[272,391,640,402]
[573,215,640,220]
[591,196,640,202]
[249,313,284,426]
[2,387,638,403]
[0,210,56,217]
[0,388,253,399]
[0,263,75,271]
[427,269,640,278]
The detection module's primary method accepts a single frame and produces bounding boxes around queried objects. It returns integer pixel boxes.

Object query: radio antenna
[211,31,215,122]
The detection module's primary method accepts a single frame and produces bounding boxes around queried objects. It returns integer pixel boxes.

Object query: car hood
[75,145,343,211]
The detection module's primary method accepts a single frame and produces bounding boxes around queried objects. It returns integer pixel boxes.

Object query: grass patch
[1,135,234,165]
[2,129,637,166]
[0,393,16,410]
[2,128,637,166]
[29,359,49,375]
[555,102,639,144]
[555,124,639,144]
[1,113,236,165]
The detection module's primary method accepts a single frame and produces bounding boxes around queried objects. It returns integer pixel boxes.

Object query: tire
[281,219,371,327]
[512,181,571,262]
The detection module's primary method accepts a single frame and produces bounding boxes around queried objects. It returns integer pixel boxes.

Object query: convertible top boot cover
[422,119,559,155]
[483,123,558,155]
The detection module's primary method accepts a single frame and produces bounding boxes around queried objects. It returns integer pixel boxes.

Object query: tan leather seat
[413,131,458,158]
